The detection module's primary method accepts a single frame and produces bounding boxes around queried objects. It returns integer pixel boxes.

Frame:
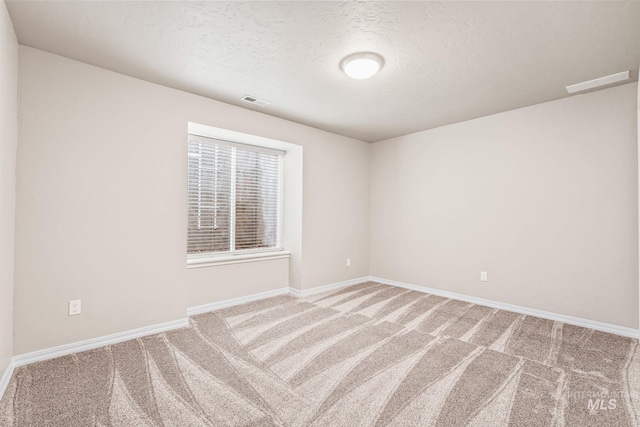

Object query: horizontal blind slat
[187,134,281,256]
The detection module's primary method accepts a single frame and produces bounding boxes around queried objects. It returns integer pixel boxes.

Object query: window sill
[187,250,291,268]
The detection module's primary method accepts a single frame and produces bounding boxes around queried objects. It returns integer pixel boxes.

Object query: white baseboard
[289,276,371,298]
[4,278,364,377]
[370,276,640,339]
[187,277,369,315]
[3,272,636,398]
[187,287,290,316]
[0,358,15,403]
[187,275,638,339]
[13,318,189,368]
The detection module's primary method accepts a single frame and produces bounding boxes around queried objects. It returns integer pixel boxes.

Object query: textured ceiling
[6,1,640,142]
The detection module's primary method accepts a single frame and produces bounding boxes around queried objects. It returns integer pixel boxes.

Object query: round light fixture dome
[340,52,384,80]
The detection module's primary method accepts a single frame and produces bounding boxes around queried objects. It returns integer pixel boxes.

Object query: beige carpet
[1,282,639,426]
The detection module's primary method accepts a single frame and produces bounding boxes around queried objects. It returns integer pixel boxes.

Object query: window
[187,134,283,264]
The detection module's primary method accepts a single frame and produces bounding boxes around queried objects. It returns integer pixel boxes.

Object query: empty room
[1,1,639,426]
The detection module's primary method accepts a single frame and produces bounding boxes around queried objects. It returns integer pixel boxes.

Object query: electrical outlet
[69,299,81,316]
[346,258,351,267]
[480,272,488,282]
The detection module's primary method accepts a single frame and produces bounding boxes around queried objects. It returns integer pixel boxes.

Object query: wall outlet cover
[69,299,81,316]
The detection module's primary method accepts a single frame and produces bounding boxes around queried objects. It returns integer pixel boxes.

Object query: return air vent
[241,95,270,107]
[566,71,630,94]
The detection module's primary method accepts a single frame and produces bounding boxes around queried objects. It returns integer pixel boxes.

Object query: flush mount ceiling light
[340,52,384,80]
[566,70,630,94]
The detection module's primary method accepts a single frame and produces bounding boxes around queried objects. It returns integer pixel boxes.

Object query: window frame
[186,129,288,268]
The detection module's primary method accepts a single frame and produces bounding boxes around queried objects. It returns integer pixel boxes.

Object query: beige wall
[370,83,639,329]
[12,43,638,356]
[188,258,289,307]
[0,2,18,378]
[15,47,370,354]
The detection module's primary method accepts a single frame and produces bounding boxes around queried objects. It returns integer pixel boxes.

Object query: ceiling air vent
[241,95,270,107]
[566,71,630,94]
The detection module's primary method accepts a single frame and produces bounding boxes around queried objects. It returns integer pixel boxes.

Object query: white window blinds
[187,134,283,258]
